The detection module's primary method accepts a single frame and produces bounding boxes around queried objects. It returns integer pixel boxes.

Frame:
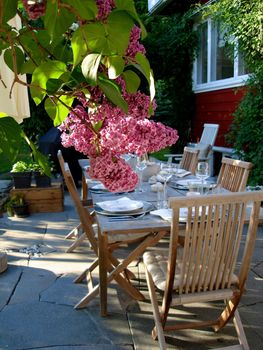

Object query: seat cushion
[143,249,239,292]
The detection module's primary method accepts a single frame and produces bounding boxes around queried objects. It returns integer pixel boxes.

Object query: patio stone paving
[0,191,262,349]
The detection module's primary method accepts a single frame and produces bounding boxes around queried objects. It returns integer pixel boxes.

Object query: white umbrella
[0,15,30,124]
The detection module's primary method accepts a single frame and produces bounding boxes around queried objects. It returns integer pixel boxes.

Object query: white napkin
[150,207,208,222]
[91,183,106,190]
[175,170,192,178]
[150,209,172,221]
[97,196,143,212]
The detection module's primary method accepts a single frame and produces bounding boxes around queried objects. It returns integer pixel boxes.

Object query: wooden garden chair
[217,157,253,192]
[165,123,219,174]
[143,191,263,350]
[57,151,163,309]
[179,146,200,174]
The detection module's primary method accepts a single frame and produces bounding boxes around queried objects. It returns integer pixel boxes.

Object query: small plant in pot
[4,193,29,218]
[10,161,32,189]
[31,156,53,188]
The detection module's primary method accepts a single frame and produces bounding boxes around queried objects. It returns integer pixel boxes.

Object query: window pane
[196,22,208,84]
[211,23,234,81]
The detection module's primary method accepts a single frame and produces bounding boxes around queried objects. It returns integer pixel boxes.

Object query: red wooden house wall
[192,87,246,147]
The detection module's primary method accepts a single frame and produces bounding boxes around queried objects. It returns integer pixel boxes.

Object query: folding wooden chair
[143,191,263,350]
[179,146,200,174]
[57,150,165,309]
[217,157,253,192]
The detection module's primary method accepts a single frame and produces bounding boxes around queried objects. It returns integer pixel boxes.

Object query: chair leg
[65,223,82,239]
[66,232,86,253]
[75,231,166,310]
[232,309,250,350]
[74,269,144,309]
[74,258,99,283]
[145,266,167,349]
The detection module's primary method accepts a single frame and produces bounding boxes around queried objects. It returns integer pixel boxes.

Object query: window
[193,19,249,93]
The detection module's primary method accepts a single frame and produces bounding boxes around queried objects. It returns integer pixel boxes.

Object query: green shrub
[227,73,263,185]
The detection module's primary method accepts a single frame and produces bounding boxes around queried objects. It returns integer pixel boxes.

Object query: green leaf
[122,69,140,93]
[71,27,89,67]
[44,1,75,40]
[92,120,104,132]
[19,30,47,65]
[45,95,74,126]
[107,55,125,79]
[0,116,23,172]
[30,60,67,105]
[46,78,65,94]
[107,11,134,54]
[81,53,101,84]
[62,0,98,20]
[134,52,155,101]
[98,77,128,113]
[84,11,134,55]
[22,135,52,177]
[114,0,147,39]
[3,47,25,74]
[20,59,37,74]
[1,0,18,23]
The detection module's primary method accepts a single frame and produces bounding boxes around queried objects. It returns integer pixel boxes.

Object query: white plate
[95,201,153,216]
[176,179,203,187]
[96,196,143,213]
[175,179,215,189]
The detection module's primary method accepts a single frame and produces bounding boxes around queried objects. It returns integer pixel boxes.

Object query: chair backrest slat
[217,157,253,192]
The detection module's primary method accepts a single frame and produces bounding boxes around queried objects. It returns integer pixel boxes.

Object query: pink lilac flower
[96,0,116,20]
[22,0,46,20]
[59,86,179,191]
[88,154,138,192]
[125,26,146,59]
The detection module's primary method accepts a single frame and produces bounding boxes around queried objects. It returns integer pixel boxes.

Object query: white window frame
[193,18,250,93]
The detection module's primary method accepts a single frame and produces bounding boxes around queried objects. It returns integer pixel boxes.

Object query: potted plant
[10,161,33,189]
[4,193,29,218]
[31,156,53,188]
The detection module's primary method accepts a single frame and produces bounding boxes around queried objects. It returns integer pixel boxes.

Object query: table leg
[99,229,108,316]
[81,173,88,201]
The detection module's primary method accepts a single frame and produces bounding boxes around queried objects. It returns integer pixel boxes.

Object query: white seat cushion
[143,249,238,292]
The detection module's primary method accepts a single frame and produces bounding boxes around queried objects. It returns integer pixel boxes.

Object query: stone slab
[0,302,132,350]
[9,266,57,305]
[0,265,22,310]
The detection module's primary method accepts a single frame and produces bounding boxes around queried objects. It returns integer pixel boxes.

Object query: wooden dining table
[82,164,263,316]
[90,181,187,316]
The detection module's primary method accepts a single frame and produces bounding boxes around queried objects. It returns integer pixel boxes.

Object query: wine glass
[135,154,148,192]
[159,163,173,208]
[195,161,209,194]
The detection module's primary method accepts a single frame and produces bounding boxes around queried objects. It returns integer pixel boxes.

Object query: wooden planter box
[10,183,64,213]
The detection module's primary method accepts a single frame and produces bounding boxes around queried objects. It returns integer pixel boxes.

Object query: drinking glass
[159,163,173,208]
[195,161,209,194]
[135,154,148,192]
